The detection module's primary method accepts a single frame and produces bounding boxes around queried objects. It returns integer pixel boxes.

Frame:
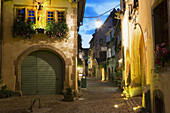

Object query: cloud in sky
[79,0,120,48]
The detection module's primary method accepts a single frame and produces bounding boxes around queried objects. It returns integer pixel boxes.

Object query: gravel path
[0,77,142,113]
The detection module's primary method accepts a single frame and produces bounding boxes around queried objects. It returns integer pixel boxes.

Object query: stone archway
[129,25,148,97]
[131,29,141,87]
[139,31,147,88]
[14,45,71,95]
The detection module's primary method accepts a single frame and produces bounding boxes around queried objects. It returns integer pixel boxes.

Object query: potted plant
[63,87,74,101]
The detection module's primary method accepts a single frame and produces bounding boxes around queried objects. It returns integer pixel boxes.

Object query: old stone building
[89,9,117,80]
[121,0,170,112]
[0,0,85,95]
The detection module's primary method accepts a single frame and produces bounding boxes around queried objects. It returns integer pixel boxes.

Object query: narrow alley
[0,77,142,113]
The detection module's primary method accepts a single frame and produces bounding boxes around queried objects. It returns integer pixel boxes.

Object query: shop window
[57,11,65,22]
[28,10,35,23]
[47,11,55,22]
[16,8,25,21]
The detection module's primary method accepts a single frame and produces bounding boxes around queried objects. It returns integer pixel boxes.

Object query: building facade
[1,0,85,95]
[121,0,170,112]
[89,9,117,80]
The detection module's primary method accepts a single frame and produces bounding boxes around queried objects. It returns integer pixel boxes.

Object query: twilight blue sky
[79,0,120,48]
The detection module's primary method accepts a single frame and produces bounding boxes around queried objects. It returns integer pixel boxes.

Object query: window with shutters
[16,8,25,21]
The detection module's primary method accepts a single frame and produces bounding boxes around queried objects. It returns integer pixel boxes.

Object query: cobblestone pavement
[0,77,142,113]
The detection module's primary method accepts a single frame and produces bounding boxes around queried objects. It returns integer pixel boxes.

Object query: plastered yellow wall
[122,0,170,112]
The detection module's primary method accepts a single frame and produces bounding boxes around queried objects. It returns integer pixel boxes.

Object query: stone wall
[1,0,78,94]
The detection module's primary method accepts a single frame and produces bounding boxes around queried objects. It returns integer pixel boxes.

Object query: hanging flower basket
[12,21,36,39]
[46,21,69,41]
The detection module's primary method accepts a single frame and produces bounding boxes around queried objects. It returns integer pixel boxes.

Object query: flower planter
[63,94,74,101]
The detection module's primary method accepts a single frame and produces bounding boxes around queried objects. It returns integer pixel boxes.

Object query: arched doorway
[139,34,147,89]
[125,50,131,86]
[21,50,63,95]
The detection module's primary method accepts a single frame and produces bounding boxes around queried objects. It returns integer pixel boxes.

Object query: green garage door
[21,50,63,95]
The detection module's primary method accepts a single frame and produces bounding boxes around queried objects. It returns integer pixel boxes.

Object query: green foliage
[46,21,69,41]
[99,64,106,68]
[0,84,14,98]
[78,58,83,67]
[12,21,36,39]
[114,62,122,86]
[115,42,121,53]
[0,90,15,98]
[0,74,15,98]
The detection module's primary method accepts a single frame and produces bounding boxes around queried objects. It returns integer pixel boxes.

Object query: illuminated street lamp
[96,18,102,28]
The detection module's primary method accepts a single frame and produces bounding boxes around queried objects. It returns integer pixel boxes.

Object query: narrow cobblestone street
[0,77,142,113]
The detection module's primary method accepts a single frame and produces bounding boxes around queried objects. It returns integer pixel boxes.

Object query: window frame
[57,10,66,23]
[16,8,25,22]
[27,9,36,23]
[46,10,55,22]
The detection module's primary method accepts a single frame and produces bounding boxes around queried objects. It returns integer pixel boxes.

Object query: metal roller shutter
[21,50,63,95]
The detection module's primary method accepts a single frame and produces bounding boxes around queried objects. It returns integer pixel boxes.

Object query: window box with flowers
[12,21,36,40]
[12,20,69,41]
[46,21,69,41]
